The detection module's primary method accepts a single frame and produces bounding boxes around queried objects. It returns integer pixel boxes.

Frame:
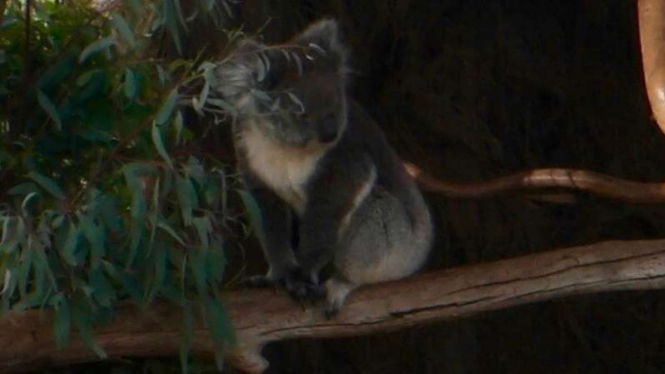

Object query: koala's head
[214,19,349,149]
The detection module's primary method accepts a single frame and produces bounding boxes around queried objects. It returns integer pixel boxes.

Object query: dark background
[203,1,665,373]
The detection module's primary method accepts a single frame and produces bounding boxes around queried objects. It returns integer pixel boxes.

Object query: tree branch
[404,162,665,203]
[3,239,665,373]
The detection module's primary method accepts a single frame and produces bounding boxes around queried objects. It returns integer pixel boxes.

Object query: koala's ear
[292,19,345,56]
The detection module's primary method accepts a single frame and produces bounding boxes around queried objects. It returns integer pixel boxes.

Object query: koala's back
[312,101,433,285]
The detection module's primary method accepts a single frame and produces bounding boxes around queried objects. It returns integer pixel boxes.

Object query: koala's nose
[318,127,338,143]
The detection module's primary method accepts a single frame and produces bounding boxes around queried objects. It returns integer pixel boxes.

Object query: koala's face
[215,19,349,150]
[261,69,347,148]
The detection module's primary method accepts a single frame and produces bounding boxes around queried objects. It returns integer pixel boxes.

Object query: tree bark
[3,239,665,374]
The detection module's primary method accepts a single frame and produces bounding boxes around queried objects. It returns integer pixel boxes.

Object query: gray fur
[213,19,433,315]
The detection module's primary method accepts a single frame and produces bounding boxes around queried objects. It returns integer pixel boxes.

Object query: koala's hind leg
[325,188,432,314]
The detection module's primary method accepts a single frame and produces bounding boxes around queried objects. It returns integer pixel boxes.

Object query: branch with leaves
[2,239,665,374]
[0,2,244,372]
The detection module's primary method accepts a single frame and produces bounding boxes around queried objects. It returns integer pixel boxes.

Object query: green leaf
[111,13,136,47]
[198,80,209,108]
[12,292,44,311]
[176,176,197,226]
[148,177,161,248]
[123,68,137,99]
[35,247,57,291]
[155,88,178,125]
[0,268,11,294]
[103,262,141,302]
[90,268,116,307]
[128,194,146,267]
[51,214,65,229]
[206,241,226,283]
[203,174,220,207]
[185,156,205,183]
[7,182,40,196]
[123,164,153,266]
[145,243,167,303]
[78,128,113,144]
[163,0,183,54]
[79,37,115,63]
[21,192,39,213]
[204,297,236,369]
[156,218,186,246]
[52,293,71,348]
[156,65,169,85]
[62,223,80,266]
[173,110,183,145]
[173,0,188,31]
[27,171,64,199]
[192,216,211,249]
[123,162,157,184]
[189,248,207,296]
[76,69,100,86]
[73,303,107,359]
[36,53,76,90]
[18,247,34,296]
[37,90,62,130]
[238,190,265,245]
[180,303,193,374]
[0,240,19,255]
[80,214,105,268]
[151,122,173,169]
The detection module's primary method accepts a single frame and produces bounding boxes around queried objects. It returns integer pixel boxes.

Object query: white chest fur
[239,122,326,215]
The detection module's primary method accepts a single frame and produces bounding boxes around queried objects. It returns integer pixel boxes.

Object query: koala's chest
[240,128,324,215]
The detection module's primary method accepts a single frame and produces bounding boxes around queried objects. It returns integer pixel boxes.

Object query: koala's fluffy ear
[292,19,346,57]
[213,39,270,103]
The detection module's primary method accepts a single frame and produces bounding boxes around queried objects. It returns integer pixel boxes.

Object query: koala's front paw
[284,266,323,301]
[240,261,297,288]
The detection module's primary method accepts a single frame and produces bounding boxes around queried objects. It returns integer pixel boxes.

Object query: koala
[213,19,433,316]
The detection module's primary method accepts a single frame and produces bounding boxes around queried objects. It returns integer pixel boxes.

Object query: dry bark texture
[2,239,665,373]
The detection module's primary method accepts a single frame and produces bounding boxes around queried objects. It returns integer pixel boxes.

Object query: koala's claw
[285,279,323,301]
[281,266,322,301]
[241,268,323,303]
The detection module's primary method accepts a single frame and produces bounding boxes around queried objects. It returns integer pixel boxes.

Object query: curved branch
[2,239,665,373]
[404,162,665,203]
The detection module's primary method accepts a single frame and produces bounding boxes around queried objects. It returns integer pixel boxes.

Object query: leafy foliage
[0,0,242,369]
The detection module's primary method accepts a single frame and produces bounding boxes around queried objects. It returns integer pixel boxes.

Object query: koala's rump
[334,187,431,285]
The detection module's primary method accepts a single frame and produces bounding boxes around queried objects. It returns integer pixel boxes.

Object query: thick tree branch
[3,239,665,373]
